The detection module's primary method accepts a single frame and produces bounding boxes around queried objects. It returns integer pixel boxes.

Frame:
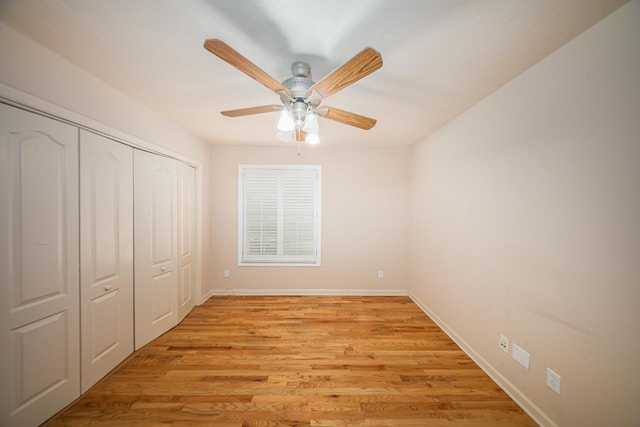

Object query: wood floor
[45,296,537,426]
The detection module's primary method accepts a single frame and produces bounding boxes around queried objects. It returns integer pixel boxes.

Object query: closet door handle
[161,267,167,272]
[104,285,112,291]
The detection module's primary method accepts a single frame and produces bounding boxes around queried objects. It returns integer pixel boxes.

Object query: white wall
[409,2,640,426]
[0,21,213,298]
[210,145,411,294]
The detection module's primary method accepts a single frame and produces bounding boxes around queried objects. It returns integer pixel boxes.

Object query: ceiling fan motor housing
[291,61,311,78]
[281,62,316,127]
[282,62,315,100]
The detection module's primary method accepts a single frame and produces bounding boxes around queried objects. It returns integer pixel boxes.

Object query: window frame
[237,164,322,267]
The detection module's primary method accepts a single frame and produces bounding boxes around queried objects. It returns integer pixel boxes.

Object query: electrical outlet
[546,368,561,394]
[378,270,384,279]
[499,334,509,353]
[223,269,230,278]
[512,343,530,370]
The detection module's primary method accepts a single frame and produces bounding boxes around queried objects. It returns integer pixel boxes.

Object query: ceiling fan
[204,39,383,144]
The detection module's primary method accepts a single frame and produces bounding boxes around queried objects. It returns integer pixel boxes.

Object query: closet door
[134,150,178,350]
[79,130,133,393]
[0,104,80,427]
[178,162,196,321]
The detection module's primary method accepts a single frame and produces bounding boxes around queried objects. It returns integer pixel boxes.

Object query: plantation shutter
[282,169,317,257]
[240,166,321,264]
[244,170,278,257]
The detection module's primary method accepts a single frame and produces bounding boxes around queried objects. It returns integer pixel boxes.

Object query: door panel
[12,312,68,407]
[0,104,80,427]
[151,167,174,265]
[134,150,178,350]
[178,162,196,320]
[79,130,133,393]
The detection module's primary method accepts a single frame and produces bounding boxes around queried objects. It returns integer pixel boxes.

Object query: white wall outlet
[223,269,230,278]
[378,270,384,279]
[499,334,509,353]
[546,368,561,394]
[512,343,530,370]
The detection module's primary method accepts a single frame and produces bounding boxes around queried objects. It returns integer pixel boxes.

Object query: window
[238,165,321,265]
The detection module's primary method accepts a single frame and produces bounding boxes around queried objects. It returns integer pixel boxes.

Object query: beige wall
[0,23,207,160]
[409,2,640,426]
[210,145,411,293]
[0,22,213,298]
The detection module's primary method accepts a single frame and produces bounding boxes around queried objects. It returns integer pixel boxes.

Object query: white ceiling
[0,0,626,147]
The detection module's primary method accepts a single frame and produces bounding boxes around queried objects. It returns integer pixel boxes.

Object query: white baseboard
[407,291,556,427]
[207,288,409,297]
[198,289,216,304]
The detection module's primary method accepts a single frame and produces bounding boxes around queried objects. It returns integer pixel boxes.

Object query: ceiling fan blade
[316,106,377,130]
[204,39,291,97]
[221,105,282,117]
[307,47,382,99]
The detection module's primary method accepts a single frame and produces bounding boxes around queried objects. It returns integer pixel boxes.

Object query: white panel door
[134,150,178,350]
[0,104,80,427]
[178,162,196,321]
[79,130,133,393]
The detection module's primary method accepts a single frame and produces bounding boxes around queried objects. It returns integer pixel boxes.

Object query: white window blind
[239,165,321,265]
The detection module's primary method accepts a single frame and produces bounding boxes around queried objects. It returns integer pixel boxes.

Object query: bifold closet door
[0,104,80,427]
[134,150,178,350]
[178,162,196,321]
[79,130,134,393]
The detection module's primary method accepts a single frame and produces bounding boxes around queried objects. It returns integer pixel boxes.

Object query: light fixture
[302,109,320,144]
[305,133,320,145]
[302,109,319,134]
[276,130,294,142]
[276,102,321,145]
[291,101,307,129]
[276,108,294,132]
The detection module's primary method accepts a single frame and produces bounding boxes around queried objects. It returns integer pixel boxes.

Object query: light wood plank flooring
[45,296,537,426]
